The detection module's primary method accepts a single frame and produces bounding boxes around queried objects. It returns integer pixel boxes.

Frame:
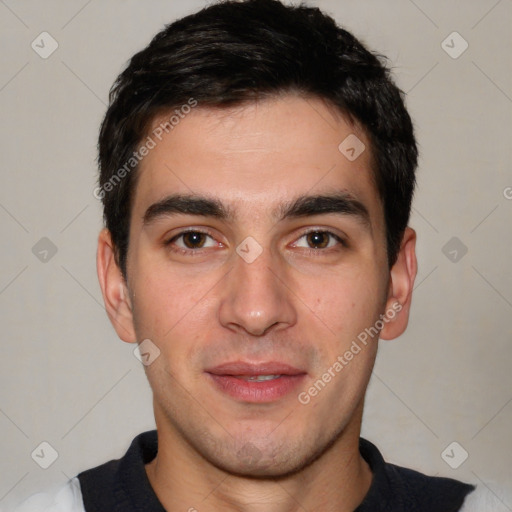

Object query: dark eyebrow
[143,194,230,225]
[142,192,371,231]
[277,193,371,230]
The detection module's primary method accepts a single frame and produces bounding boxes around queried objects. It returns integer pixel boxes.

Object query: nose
[218,244,297,336]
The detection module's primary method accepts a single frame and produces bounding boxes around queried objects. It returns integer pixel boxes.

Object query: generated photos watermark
[93,98,198,200]
[298,302,402,405]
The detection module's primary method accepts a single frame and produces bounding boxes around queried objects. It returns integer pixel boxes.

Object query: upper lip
[206,361,306,376]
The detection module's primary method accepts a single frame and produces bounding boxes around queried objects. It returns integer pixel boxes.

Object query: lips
[206,361,307,377]
[205,361,307,403]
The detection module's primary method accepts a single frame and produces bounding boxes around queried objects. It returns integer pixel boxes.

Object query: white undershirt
[460,485,512,512]
[12,478,84,512]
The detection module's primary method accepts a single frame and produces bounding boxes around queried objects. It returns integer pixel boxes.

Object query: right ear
[96,228,137,343]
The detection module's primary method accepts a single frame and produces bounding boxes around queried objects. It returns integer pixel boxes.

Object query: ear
[96,228,137,344]
[380,227,417,340]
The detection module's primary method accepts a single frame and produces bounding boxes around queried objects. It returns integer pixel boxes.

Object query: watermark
[133,338,161,366]
[93,98,198,200]
[441,441,469,469]
[442,236,468,263]
[31,31,59,59]
[504,186,512,200]
[338,133,365,162]
[31,441,59,469]
[237,441,262,465]
[32,237,58,263]
[298,302,402,405]
[441,31,468,60]
[236,236,263,264]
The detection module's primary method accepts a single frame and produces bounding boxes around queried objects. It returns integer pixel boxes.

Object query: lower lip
[206,373,306,403]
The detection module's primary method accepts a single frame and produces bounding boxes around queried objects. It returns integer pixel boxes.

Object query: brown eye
[165,229,221,256]
[292,230,344,251]
[306,231,330,249]
[181,232,207,248]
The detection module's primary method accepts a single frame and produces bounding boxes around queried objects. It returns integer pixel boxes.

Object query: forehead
[132,95,383,226]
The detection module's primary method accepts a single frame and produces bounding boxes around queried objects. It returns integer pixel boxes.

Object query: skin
[97,95,417,512]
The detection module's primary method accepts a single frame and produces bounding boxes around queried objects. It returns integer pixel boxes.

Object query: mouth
[205,361,307,403]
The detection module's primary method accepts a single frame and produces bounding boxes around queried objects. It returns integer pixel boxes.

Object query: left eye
[172,231,217,249]
[293,231,342,249]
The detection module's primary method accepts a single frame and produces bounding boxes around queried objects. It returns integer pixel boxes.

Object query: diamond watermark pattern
[32,237,58,263]
[441,441,468,469]
[31,32,59,59]
[134,339,161,366]
[442,236,468,263]
[236,236,263,264]
[237,442,262,465]
[338,134,366,162]
[441,32,468,59]
[31,441,59,469]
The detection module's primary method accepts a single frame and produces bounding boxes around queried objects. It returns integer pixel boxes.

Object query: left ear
[380,227,417,340]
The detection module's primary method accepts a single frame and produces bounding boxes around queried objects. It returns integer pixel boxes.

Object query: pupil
[307,232,328,248]
[184,232,204,248]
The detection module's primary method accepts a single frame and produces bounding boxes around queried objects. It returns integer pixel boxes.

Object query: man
[15,0,486,510]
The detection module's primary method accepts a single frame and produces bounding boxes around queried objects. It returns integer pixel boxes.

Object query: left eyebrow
[276,193,371,230]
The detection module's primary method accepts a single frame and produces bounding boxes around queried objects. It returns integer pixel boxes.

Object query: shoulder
[12,478,84,512]
[460,485,511,512]
[359,438,475,511]
[385,462,475,510]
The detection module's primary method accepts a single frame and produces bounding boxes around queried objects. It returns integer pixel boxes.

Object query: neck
[145,402,373,512]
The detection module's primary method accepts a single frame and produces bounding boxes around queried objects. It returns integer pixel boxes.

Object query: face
[98,95,416,478]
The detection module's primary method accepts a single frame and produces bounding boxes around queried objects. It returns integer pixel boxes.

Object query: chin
[212,456,304,480]
[202,439,325,481]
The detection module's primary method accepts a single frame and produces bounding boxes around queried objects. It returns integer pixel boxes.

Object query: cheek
[303,268,385,336]
[129,263,212,341]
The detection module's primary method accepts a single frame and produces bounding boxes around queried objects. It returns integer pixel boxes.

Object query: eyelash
[164,229,347,255]
[295,229,347,254]
[164,229,218,255]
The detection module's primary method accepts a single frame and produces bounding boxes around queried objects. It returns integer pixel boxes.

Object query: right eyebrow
[142,194,230,226]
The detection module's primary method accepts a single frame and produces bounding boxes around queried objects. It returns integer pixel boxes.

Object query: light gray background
[1,0,511,509]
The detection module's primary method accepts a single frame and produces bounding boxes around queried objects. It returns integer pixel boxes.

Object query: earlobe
[380,227,417,341]
[96,228,137,343]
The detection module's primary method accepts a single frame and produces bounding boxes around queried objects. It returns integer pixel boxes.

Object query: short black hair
[97,0,418,277]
